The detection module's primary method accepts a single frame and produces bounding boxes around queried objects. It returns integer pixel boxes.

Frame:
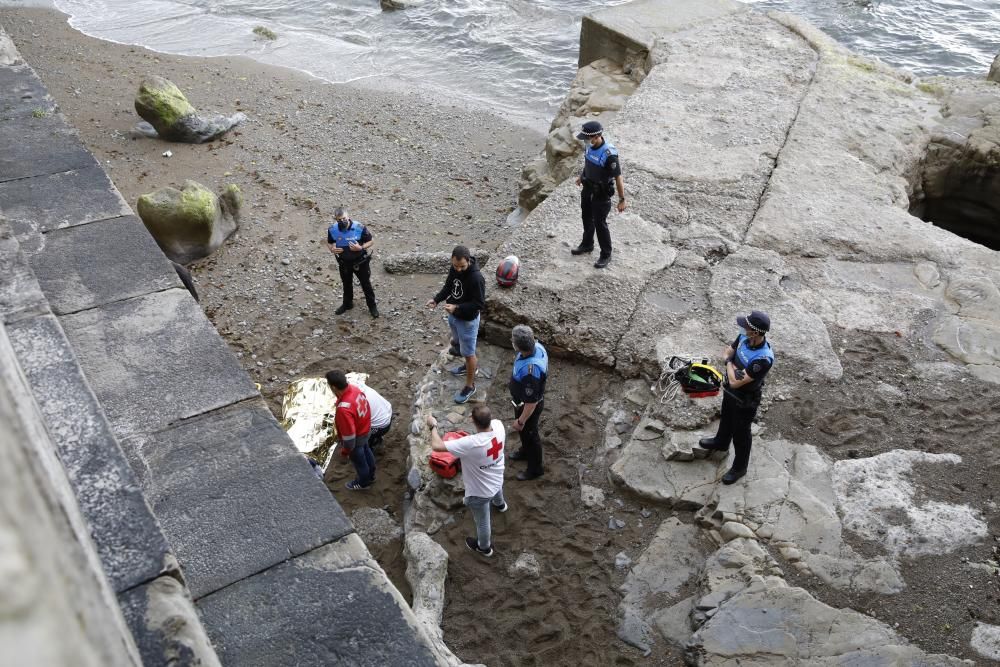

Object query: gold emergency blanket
[280,373,369,465]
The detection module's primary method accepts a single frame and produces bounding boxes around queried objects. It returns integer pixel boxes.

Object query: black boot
[594,254,611,269]
[722,468,747,485]
[699,437,727,451]
[335,303,353,315]
[571,245,594,255]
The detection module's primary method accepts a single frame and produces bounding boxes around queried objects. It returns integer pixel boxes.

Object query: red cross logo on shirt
[486,437,502,461]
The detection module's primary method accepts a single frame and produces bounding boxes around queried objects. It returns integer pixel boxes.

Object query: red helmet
[496,255,520,287]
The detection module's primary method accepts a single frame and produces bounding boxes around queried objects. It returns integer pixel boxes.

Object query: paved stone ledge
[27,214,180,315]
[0,320,142,666]
[0,164,131,237]
[197,535,440,667]
[61,288,260,438]
[122,398,353,599]
[7,311,174,593]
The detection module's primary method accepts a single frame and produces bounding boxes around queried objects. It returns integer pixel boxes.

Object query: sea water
[37,0,1000,125]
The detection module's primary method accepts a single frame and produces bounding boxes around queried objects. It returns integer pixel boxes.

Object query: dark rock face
[911,143,1000,251]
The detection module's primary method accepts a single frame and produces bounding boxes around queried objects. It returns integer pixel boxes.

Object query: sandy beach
[5,6,1000,665]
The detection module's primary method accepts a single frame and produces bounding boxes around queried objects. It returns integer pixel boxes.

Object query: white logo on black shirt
[451,278,464,299]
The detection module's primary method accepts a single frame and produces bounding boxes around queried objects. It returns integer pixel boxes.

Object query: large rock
[686,577,969,666]
[989,53,1000,84]
[610,428,725,509]
[517,58,638,211]
[134,76,246,143]
[403,532,482,667]
[137,180,242,264]
[380,0,426,9]
[618,518,709,652]
[711,439,903,594]
[382,249,490,275]
[403,532,448,632]
[971,622,1000,662]
[832,449,988,558]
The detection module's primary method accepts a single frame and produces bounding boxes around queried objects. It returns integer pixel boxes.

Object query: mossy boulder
[134,76,246,143]
[135,76,196,135]
[137,180,241,263]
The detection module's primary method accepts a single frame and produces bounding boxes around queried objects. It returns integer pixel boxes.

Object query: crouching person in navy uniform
[426,406,507,558]
[699,311,774,485]
[572,120,626,269]
[327,207,379,318]
[507,324,548,482]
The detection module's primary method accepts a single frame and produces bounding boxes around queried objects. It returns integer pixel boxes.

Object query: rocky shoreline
[5,2,1000,666]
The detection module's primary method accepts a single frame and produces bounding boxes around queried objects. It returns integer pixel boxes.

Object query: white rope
[655,354,716,404]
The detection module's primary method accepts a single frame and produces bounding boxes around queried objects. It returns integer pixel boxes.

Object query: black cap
[736,310,770,334]
[576,120,603,139]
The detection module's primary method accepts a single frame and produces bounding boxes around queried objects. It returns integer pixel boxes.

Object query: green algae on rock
[134,75,246,143]
[137,180,240,264]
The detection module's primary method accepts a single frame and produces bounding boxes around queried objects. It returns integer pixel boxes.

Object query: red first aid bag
[429,431,466,479]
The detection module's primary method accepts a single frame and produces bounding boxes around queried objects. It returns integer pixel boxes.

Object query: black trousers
[515,400,544,476]
[338,258,377,308]
[368,421,391,451]
[712,390,760,472]
[580,185,612,256]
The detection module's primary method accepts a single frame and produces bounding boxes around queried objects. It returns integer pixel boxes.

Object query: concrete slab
[30,215,180,315]
[196,535,439,667]
[0,220,47,323]
[579,0,746,67]
[118,576,222,667]
[0,63,57,118]
[121,399,353,598]
[0,165,131,237]
[60,288,259,438]
[6,313,173,593]
[0,110,96,182]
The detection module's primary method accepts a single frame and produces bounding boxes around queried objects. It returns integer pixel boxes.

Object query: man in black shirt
[572,120,627,269]
[425,245,486,404]
[327,207,379,318]
[699,311,774,484]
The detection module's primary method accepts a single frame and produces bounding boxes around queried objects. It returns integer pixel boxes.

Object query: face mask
[338,219,349,230]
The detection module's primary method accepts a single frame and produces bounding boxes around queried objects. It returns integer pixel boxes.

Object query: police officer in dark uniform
[699,311,774,484]
[572,120,627,269]
[507,324,548,481]
[327,207,379,318]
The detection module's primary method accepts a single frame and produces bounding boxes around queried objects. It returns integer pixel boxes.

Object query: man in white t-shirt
[426,405,507,557]
[360,385,393,451]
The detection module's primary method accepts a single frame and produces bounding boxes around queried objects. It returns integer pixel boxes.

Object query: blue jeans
[464,489,506,550]
[448,313,480,358]
[347,433,375,486]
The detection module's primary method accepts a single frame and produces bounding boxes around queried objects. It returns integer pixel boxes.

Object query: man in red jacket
[325,370,374,490]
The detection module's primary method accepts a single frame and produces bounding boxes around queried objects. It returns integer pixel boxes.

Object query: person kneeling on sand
[426,406,507,557]
[361,383,392,452]
[326,370,375,490]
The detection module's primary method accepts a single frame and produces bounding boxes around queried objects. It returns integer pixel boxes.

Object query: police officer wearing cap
[327,206,379,318]
[507,324,548,481]
[699,311,774,485]
[572,120,626,269]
